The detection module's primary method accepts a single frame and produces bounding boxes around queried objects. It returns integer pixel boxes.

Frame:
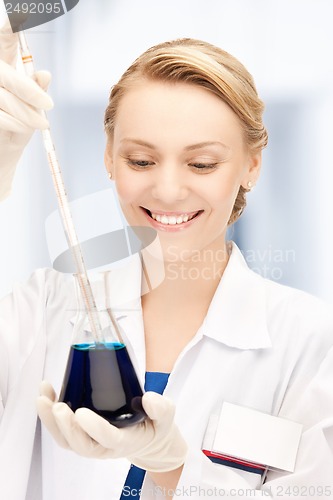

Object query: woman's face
[105,80,261,261]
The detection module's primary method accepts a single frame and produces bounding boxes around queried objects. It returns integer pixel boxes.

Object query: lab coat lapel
[202,243,272,350]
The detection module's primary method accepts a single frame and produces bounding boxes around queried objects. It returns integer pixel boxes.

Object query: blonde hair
[104,38,268,224]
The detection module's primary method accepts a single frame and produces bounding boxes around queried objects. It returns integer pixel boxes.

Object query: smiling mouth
[142,208,203,225]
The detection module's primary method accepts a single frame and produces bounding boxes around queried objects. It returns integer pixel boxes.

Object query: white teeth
[149,211,199,225]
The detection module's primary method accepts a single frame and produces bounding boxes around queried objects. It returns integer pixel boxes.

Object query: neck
[141,237,230,373]
[141,236,230,303]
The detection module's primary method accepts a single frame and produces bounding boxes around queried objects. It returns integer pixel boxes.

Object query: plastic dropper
[18,30,104,345]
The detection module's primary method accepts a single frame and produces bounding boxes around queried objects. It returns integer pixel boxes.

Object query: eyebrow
[184,141,230,152]
[120,139,230,151]
[120,139,157,149]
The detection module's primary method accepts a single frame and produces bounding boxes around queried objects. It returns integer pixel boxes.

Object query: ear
[241,151,262,189]
[104,141,114,178]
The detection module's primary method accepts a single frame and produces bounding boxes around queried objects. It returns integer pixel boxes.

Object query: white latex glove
[0,20,53,201]
[37,381,188,473]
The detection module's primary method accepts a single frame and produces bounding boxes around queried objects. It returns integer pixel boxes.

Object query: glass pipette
[17,30,104,345]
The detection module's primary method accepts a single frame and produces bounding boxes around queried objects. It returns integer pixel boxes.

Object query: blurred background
[0,0,332,302]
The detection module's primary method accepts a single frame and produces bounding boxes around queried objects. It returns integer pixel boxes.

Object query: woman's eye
[189,162,218,171]
[127,159,154,169]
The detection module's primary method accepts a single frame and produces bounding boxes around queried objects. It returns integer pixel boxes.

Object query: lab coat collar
[69,243,272,352]
[201,242,272,350]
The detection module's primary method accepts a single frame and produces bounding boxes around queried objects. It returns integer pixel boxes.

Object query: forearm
[148,465,183,498]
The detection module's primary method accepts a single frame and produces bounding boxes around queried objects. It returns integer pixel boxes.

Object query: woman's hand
[0,20,53,201]
[37,381,188,473]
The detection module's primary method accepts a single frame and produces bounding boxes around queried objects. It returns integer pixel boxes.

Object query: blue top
[119,372,170,499]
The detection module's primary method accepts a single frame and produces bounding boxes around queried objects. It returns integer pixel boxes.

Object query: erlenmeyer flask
[59,275,146,427]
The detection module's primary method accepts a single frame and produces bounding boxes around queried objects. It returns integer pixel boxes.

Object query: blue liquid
[59,342,146,427]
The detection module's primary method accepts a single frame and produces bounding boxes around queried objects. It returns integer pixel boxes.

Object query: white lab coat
[0,242,333,500]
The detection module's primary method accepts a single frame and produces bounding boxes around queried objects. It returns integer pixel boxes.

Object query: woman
[1,24,333,500]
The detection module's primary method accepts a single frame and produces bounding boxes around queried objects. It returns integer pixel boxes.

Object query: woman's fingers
[36,396,70,450]
[52,403,107,458]
[0,20,18,66]
[0,87,50,130]
[0,60,53,110]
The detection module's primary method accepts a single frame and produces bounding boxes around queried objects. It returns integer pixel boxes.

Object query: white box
[212,402,303,472]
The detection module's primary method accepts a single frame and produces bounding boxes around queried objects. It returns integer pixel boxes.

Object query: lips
[143,208,203,225]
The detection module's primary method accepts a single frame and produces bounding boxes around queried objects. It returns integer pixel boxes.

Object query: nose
[151,163,188,204]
